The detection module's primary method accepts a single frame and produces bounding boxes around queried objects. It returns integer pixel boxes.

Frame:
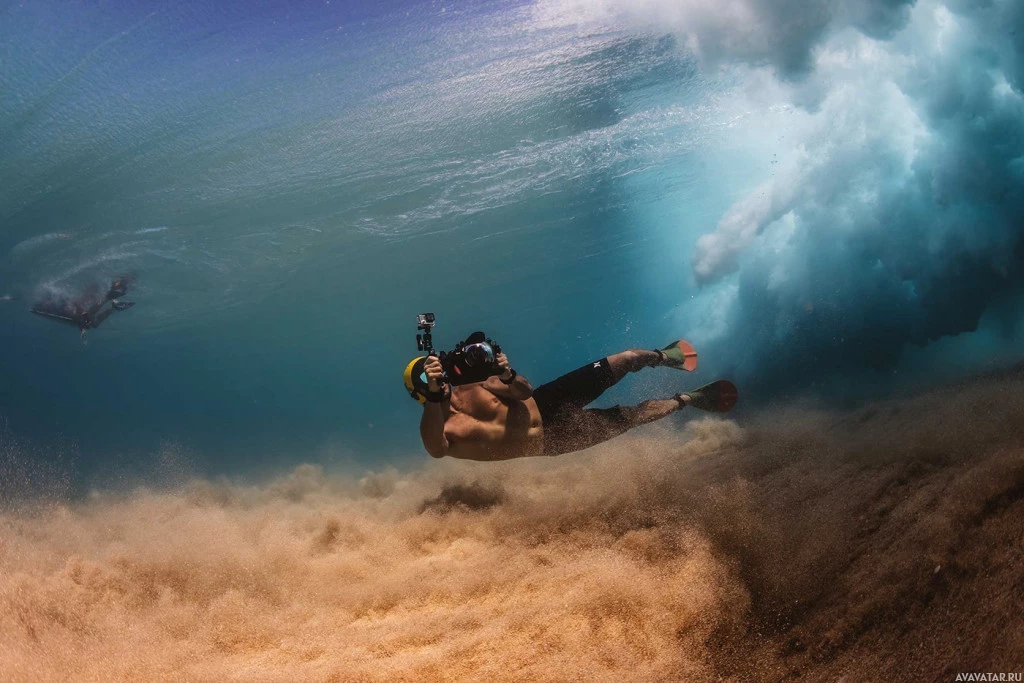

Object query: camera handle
[416,312,436,355]
[416,331,434,355]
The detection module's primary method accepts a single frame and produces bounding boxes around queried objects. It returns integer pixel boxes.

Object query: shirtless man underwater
[411,336,738,461]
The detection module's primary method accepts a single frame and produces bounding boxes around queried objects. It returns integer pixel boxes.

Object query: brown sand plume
[1,370,1023,681]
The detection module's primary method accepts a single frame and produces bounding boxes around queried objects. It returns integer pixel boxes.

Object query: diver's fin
[657,339,698,371]
[678,380,738,413]
[111,300,135,311]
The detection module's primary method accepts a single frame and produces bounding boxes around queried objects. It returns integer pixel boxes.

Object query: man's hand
[424,354,446,392]
[484,350,532,400]
[419,355,450,457]
[496,351,512,380]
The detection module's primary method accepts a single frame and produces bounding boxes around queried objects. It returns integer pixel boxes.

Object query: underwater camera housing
[416,313,504,386]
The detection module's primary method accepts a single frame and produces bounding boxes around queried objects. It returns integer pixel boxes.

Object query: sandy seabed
[2,371,1023,682]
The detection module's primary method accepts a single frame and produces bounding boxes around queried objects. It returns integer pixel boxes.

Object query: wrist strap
[500,368,517,384]
[424,385,451,403]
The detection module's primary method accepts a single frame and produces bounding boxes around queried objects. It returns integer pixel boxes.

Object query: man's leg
[605,349,663,382]
[604,340,698,381]
[598,394,696,435]
[544,383,738,456]
[535,343,694,414]
[535,344,699,455]
[548,397,686,454]
[618,396,687,427]
[613,382,738,428]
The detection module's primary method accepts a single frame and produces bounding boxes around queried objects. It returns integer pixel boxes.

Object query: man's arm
[483,352,533,401]
[420,401,449,458]
[420,354,450,458]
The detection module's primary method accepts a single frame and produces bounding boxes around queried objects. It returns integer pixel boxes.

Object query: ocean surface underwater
[1,0,1023,680]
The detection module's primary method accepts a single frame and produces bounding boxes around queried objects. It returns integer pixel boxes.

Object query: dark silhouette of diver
[31,277,135,342]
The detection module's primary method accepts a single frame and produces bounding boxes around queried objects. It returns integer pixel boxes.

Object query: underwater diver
[31,277,135,342]
[406,336,738,461]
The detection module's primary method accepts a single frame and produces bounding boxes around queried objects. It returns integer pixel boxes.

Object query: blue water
[2,0,1022,484]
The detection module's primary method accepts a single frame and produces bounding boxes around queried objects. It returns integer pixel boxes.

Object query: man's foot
[675,380,738,413]
[655,340,698,371]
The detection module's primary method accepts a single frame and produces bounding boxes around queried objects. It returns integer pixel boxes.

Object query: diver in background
[408,337,737,461]
[31,276,135,342]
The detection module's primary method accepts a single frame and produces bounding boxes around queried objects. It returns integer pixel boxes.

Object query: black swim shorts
[532,357,631,456]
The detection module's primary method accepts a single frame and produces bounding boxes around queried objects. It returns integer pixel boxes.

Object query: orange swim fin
[679,380,738,413]
[658,339,698,371]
